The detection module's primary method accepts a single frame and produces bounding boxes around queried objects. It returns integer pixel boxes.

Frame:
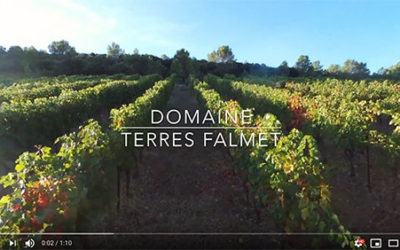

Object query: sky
[1,0,399,72]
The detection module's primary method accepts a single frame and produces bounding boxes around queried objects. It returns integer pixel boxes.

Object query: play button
[9,239,16,247]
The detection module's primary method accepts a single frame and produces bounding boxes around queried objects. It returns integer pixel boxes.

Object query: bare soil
[110,84,275,233]
[319,138,400,233]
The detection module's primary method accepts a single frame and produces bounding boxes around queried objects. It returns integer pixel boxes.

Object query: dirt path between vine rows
[86,84,277,248]
[117,84,275,231]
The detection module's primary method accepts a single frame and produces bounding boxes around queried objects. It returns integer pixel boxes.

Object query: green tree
[382,62,400,78]
[327,64,340,75]
[376,67,386,76]
[341,59,370,77]
[295,55,312,74]
[278,60,289,76]
[312,60,323,72]
[48,40,76,55]
[208,45,235,63]
[21,46,40,73]
[208,51,218,62]
[171,49,192,83]
[107,42,124,59]
[8,46,24,56]
[3,46,24,72]
[133,48,139,55]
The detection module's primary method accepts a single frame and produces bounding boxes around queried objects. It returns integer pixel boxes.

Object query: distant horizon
[1,0,400,73]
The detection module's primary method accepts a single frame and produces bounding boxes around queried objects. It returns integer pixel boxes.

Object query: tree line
[1,40,399,81]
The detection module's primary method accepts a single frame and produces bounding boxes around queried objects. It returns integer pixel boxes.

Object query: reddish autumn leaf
[30,216,43,231]
[12,203,22,212]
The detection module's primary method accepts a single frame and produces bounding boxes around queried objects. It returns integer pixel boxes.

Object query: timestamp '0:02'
[41,239,73,247]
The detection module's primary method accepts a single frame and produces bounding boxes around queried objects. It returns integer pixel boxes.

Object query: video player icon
[9,239,16,247]
[388,239,399,248]
[24,238,35,248]
[354,238,366,248]
[370,238,382,248]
